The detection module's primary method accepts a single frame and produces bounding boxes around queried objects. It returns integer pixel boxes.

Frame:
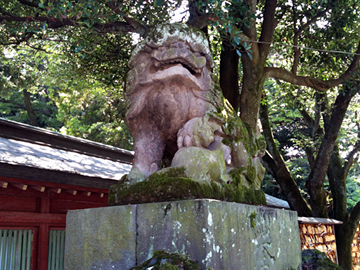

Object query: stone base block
[65,199,301,270]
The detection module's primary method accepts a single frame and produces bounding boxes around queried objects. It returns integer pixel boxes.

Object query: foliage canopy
[1,0,360,268]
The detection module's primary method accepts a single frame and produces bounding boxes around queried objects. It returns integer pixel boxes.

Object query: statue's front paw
[128,166,146,184]
[177,118,200,149]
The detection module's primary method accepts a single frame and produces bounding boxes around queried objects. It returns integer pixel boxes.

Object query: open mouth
[152,58,202,77]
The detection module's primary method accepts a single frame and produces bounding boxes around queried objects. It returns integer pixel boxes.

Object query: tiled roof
[0,137,132,180]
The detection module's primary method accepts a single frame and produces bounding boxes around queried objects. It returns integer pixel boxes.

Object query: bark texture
[220,42,240,111]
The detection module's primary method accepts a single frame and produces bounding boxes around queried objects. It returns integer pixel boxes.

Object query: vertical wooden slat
[53,231,57,270]
[16,230,23,270]
[11,230,18,269]
[21,230,28,270]
[2,230,8,269]
[47,230,65,270]
[56,231,61,270]
[51,231,56,270]
[49,230,52,270]
[47,231,50,270]
[0,230,3,269]
[0,229,35,270]
[59,231,65,270]
[0,230,5,270]
[5,230,11,269]
[47,231,52,270]
[26,230,32,270]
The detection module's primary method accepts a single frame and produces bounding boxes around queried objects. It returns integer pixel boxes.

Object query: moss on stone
[109,167,266,206]
[245,163,256,184]
[249,211,257,228]
[301,249,343,270]
[129,250,203,270]
[130,23,211,65]
[228,167,246,186]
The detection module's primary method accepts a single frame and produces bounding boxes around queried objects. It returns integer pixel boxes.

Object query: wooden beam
[31,185,46,192]
[81,191,91,197]
[65,189,77,195]
[0,176,111,194]
[0,164,118,190]
[298,216,343,225]
[0,180,8,188]
[50,188,62,194]
[41,195,50,213]
[0,211,66,224]
[11,183,27,190]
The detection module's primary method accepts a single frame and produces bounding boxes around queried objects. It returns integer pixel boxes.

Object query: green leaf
[233,36,241,45]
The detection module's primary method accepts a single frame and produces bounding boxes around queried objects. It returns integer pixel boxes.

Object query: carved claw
[177,117,209,149]
[177,116,224,150]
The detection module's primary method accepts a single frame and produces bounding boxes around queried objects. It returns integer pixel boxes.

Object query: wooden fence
[299,222,338,262]
[352,226,360,269]
[298,217,360,269]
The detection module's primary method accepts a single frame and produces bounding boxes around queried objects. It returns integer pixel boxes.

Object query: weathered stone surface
[125,23,214,182]
[170,147,230,184]
[64,205,136,270]
[125,23,266,192]
[109,168,266,206]
[65,199,302,270]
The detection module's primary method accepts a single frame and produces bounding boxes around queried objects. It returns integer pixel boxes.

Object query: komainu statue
[110,23,266,205]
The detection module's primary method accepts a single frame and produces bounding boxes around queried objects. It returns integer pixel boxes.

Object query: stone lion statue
[125,23,265,190]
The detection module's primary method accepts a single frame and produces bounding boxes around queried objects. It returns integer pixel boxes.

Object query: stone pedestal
[64,199,301,270]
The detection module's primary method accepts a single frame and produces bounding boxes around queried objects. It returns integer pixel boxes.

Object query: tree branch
[260,95,312,216]
[259,0,278,65]
[242,0,257,40]
[265,67,335,91]
[17,0,40,8]
[0,31,34,46]
[349,200,360,228]
[0,14,138,34]
[306,81,359,217]
[105,1,148,37]
[343,142,360,177]
[266,40,360,91]
[187,13,219,30]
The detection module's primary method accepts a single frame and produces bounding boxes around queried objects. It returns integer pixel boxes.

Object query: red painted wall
[0,176,110,270]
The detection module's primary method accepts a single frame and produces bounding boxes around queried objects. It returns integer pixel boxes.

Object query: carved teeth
[154,59,201,75]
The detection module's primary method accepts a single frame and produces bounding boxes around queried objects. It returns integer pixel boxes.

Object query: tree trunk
[327,148,353,269]
[260,101,312,216]
[239,58,264,132]
[220,42,240,111]
[307,88,354,217]
[336,221,357,270]
[23,89,39,126]
[328,148,347,221]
